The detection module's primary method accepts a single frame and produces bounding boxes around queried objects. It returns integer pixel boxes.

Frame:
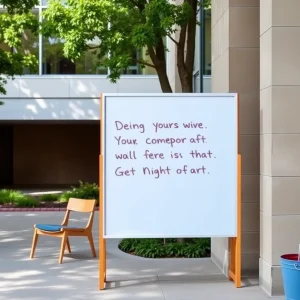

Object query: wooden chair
[29,198,97,264]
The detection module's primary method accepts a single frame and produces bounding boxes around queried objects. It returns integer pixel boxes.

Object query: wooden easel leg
[99,236,106,290]
[229,237,235,281]
[235,154,242,287]
[235,235,241,287]
[229,154,242,288]
[99,153,106,290]
[104,239,107,281]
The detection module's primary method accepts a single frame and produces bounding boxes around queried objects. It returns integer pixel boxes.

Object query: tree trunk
[147,39,173,93]
[156,66,173,93]
[176,0,197,93]
[183,0,197,93]
[180,72,193,92]
[177,43,193,93]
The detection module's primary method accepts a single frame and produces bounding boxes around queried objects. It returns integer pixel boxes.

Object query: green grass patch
[119,238,211,258]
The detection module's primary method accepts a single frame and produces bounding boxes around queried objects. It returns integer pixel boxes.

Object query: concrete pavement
[0,212,284,299]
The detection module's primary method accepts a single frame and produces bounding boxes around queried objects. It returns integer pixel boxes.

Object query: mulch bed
[0,201,99,211]
[0,201,67,209]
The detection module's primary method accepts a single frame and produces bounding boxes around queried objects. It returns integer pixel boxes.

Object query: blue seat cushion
[36,224,81,232]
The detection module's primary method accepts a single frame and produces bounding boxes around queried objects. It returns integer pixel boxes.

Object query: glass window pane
[41,0,67,6]
[193,72,200,93]
[76,49,108,75]
[140,48,157,75]
[42,36,66,74]
[42,36,108,75]
[194,11,200,72]
[204,9,211,76]
[121,50,139,75]
[121,48,157,75]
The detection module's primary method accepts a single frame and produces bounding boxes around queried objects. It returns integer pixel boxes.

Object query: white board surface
[102,93,238,238]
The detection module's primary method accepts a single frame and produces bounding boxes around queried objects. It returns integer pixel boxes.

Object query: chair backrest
[67,198,96,213]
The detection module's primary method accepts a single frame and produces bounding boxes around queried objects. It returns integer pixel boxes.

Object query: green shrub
[119,238,211,258]
[40,193,59,202]
[14,197,38,208]
[58,181,99,203]
[0,189,28,205]
[165,242,186,257]
[58,191,72,203]
[135,239,166,258]
[0,189,38,207]
[117,238,141,253]
[184,238,210,258]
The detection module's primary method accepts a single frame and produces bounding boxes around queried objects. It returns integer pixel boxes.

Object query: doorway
[0,126,13,186]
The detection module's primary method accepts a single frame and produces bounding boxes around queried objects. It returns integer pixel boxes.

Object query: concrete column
[167,0,182,93]
[260,0,300,296]
[211,0,260,275]
[167,32,182,93]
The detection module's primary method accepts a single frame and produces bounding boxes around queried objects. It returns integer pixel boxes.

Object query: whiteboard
[102,93,238,238]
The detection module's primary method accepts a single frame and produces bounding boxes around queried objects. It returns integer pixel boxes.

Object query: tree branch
[87,45,100,50]
[127,0,145,11]
[156,38,165,61]
[146,44,158,65]
[177,22,187,72]
[167,34,179,45]
[132,58,155,68]
[127,0,139,8]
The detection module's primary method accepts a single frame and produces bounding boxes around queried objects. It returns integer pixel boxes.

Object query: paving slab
[0,212,284,300]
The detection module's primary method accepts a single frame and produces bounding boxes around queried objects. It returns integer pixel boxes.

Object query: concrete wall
[13,124,99,185]
[0,99,100,120]
[1,76,162,98]
[0,76,162,120]
[260,0,300,296]
[211,0,260,275]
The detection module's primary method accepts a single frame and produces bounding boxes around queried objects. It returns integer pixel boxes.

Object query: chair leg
[87,232,97,257]
[59,233,68,264]
[66,237,71,253]
[29,228,39,259]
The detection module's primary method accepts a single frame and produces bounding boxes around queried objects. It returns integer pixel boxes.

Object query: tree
[0,0,39,102]
[43,0,211,93]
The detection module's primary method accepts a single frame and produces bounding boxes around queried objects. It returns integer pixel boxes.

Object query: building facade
[210,0,260,290]
[1,0,298,297]
[0,0,212,188]
[211,0,300,296]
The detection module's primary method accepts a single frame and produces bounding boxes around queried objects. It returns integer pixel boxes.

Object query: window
[42,37,108,75]
[193,7,211,92]
[203,9,211,76]
[1,1,158,76]
[121,48,157,75]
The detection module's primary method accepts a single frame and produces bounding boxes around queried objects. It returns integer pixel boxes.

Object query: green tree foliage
[0,0,39,100]
[43,0,210,93]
